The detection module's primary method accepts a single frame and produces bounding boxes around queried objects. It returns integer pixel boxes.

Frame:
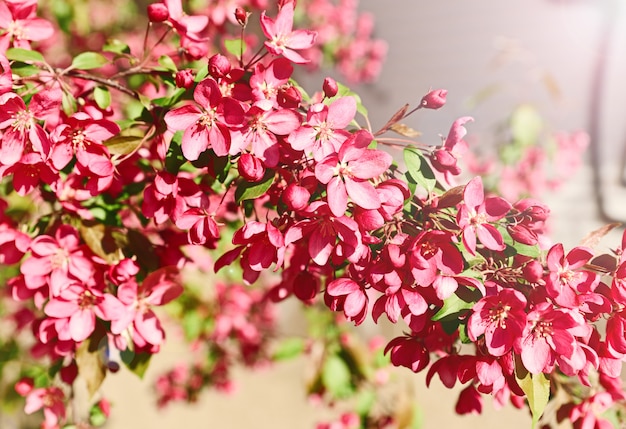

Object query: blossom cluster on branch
[0,1,625,428]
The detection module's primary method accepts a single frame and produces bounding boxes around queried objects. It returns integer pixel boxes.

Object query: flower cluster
[0,1,625,428]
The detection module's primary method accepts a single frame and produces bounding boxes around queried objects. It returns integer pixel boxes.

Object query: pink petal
[327,176,348,217]
[345,178,380,210]
[327,96,357,129]
[327,278,360,296]
[464,176,484,209]
[69,309,95,342]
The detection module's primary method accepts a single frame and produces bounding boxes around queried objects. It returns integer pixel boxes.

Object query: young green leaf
[6,48,45,63]
[235,172,274,203]
[71,52,108,70]
[93,86,111,109]
[432,293,474,322]
[515,368,550,429]
[224,39,244,57]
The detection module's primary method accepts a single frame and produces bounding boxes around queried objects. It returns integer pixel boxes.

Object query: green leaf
[355,388,376,415]
[510,104,542,147]
[120,349,152,379]
[235,172,274,203]
[71,52,108,70]
[432,293,474,322]
[103,39,131,55]
[10,64,40,77]
[182,311,203,341]
[93,86,111,110]
[62,91,77,115]
[6,48,44,63]
[321,354,353,399]
[224,38,244,57]
[515,368,550,428]
[78,220,125,264]
[153,87,187,108]
[158,55,177,72]
[89,403,107,427]
[403,148,436,194]
[104,135,143,157]
[272,338,305,361]
[75,334,107,399]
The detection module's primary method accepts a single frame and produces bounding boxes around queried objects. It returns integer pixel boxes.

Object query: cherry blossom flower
[516,303,585,374]
[44,283,125,342]
[288,96,356,161]
[315,129,392,217]
[431,116,473,184]
[22,385,66,428]
[468,289,527,356]
[260,2,317,64]
[456,176,511,255]
[164,77,245,161]
[20,225,95,297]
[325,277,368,325]
[0,0,54,53]
[111,266,183,348]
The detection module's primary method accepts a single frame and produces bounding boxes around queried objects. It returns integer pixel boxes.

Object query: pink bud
[98,399,111,418]
[420,89,447,109]
[147,3,169,22]
[522,260,544,283]
[293,271,318,302]
[234,7,248,26]
[322,77,338,98]
[277,85,302,109]
[515,199,550,222]
[208,54,231,78]
[507,224,538,246]
[14,378,34,396]
[238,153,265,182]
[282,183,310,211]
[175,69,195,89]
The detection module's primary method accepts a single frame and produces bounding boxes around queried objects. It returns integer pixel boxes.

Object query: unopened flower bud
[507,224,538,246]
[277,85,302,108]
[147,3,169,22]
[175,69,194,89]
[293,271,318,302]
[238,153,265,182]
[522,260,544,284]
[420,89,447,109]
[282,183,310,211]
[234,7,249,26]
[208,54,231,78]
[14,378,34,396]
[322,77,338,98]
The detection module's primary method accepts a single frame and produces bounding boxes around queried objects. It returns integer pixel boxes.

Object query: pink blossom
[44,283,125,342]
[111,267,183,348]
[0,0,54,53]
[164,77,245,161]
[430,116,473,183]
[260,2,317,64]
[287,96,356,160]
[516,303,585,374]
[20,225,95,297]
[22,386,66,427]
[325,277,368,325]
[315,130,392,217]
[456,176,511,255]
[468,289,527,356]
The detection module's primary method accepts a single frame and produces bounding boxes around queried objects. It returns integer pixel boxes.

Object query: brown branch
[60,69,139,99]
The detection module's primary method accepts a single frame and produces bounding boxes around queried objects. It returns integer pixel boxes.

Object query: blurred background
[96,1,626,428]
